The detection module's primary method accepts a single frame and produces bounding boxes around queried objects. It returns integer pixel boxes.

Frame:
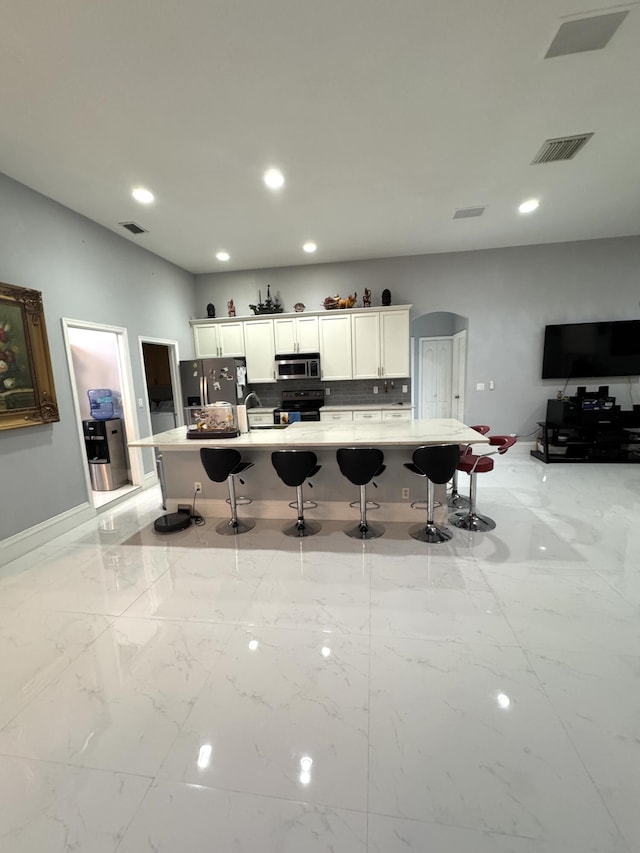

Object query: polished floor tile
[0,755,150,853]
[1,459,639,851]
[117,779,367,852]
[159,626,370,811]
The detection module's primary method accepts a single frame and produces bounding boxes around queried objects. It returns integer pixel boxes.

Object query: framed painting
[0,281,59,430]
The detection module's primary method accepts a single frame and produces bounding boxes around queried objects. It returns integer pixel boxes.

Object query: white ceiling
[2,0,639,274]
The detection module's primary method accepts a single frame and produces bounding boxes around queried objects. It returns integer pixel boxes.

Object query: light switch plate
[476,382,485,391]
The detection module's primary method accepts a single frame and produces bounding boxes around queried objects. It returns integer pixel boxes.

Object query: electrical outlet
[402,385,408,394]
[193,481,202,493]
[373,385,379,394]
[402,488,410,500]
[325,387,331,395]
[489,380,495,390]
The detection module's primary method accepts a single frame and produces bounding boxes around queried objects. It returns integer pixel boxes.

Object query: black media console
[531,389,640,464]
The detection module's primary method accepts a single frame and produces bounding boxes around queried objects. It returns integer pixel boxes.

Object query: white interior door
[419,337,453,419]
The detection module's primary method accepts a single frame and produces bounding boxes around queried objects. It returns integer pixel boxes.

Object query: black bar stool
[200,447,255,535]
[336,447,385,539]
[271,450,322,537]
[405,444,460,543]
[448,425,491,509]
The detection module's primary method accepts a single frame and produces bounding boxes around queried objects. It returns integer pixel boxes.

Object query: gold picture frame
[0,281,59,430]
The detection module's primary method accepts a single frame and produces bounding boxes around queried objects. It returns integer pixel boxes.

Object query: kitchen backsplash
[248,378,411,408]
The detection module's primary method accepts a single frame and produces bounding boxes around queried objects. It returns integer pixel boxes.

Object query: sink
[251,424,289,430]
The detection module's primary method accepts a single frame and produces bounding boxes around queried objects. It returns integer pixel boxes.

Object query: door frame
[61,318,144,507]
[138,336,184,436]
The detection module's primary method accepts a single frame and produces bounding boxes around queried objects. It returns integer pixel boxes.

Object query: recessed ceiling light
[216,251,230,261]
[518,199,540,214]
[302,241,317,253]
[263,168,285,189]
[131,186,155,204]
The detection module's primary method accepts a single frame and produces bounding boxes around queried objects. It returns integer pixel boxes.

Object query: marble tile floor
[1,455,639,851]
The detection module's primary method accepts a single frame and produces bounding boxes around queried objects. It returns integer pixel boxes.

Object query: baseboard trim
[0,502,96,567]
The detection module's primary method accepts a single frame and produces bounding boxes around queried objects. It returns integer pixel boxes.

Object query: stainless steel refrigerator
[179,358,247,423]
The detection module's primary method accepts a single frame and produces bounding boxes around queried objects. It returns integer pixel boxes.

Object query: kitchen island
[130,419,489,523]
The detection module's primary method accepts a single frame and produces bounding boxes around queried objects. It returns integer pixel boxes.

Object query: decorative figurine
[206,303,216,318]
[293,302,305,313]
[382,288,391,306]
[227,299,236,317]
[362,288,372,308]
[249,283,284,314]
[323,293,357,310]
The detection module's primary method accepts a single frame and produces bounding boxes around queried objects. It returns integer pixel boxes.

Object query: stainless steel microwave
[274,352,321,380]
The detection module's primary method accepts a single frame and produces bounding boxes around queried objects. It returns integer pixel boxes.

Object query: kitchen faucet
[243,391,262,408]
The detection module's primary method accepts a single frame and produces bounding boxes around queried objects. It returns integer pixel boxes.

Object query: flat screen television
[542,320,640,379]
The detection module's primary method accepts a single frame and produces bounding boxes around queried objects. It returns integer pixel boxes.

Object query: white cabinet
[382,409,412,422]
[274,315,319,354]
[380,310,410,377]
[244,319,276,383]
[351,313,380,379]
[318,314,352,380]
[247,410,274,427]
[193,322,245,358]
[351,309,410,379]
[320,410,353,422]
[353,410,383,422]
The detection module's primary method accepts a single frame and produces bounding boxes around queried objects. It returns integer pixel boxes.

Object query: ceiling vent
[119,221,148,235]
[545,11,629,58]
[532,133,594,164]
[453,206,486,219]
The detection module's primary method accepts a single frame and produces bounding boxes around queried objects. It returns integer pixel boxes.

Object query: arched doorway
[411,311,468,420]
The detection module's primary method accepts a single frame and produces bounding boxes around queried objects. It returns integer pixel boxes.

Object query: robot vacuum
[154,511,192,534]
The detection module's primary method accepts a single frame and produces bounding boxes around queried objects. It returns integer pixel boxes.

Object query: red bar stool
[449,435,516,532]
[448,425,491,509]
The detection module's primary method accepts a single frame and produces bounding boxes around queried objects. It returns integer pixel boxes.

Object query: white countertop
[129,419,489,451]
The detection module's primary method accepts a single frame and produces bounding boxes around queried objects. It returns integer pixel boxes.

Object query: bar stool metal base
[344,521,384,540]
[450,511,495,533]
[448,493,470,510]
[409,522,454,543]
[215,518,255,536]
[283,519,321,538]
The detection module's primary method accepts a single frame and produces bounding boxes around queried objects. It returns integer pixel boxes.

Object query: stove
[273,389,325,424]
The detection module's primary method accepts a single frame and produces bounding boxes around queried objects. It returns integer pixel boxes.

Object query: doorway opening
[411,312,468,421]
[139,339,182,434]
[62,319,143,510]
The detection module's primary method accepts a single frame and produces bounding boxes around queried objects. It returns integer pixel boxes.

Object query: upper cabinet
[379,309,410,377]
[351,308,410,379]
[191,305,411,380]
[244,319,277,383]
[318,314,353,380]
[274,315,319,354]
[193,321,245,358]
[351,312,380,379]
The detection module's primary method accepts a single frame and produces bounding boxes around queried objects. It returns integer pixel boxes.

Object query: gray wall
[196,236,640,435]
[0,173,197,540]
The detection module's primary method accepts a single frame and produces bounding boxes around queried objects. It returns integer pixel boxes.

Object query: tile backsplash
[248,378,411,408]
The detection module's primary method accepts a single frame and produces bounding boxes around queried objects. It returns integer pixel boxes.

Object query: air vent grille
[532,134,593,164]
[453,206,486,219]
[119,221,148,235]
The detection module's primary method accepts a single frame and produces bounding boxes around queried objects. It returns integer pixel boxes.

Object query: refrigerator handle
[200,372,207,406]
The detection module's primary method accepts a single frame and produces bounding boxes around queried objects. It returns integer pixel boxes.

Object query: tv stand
[531,398,640,464]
